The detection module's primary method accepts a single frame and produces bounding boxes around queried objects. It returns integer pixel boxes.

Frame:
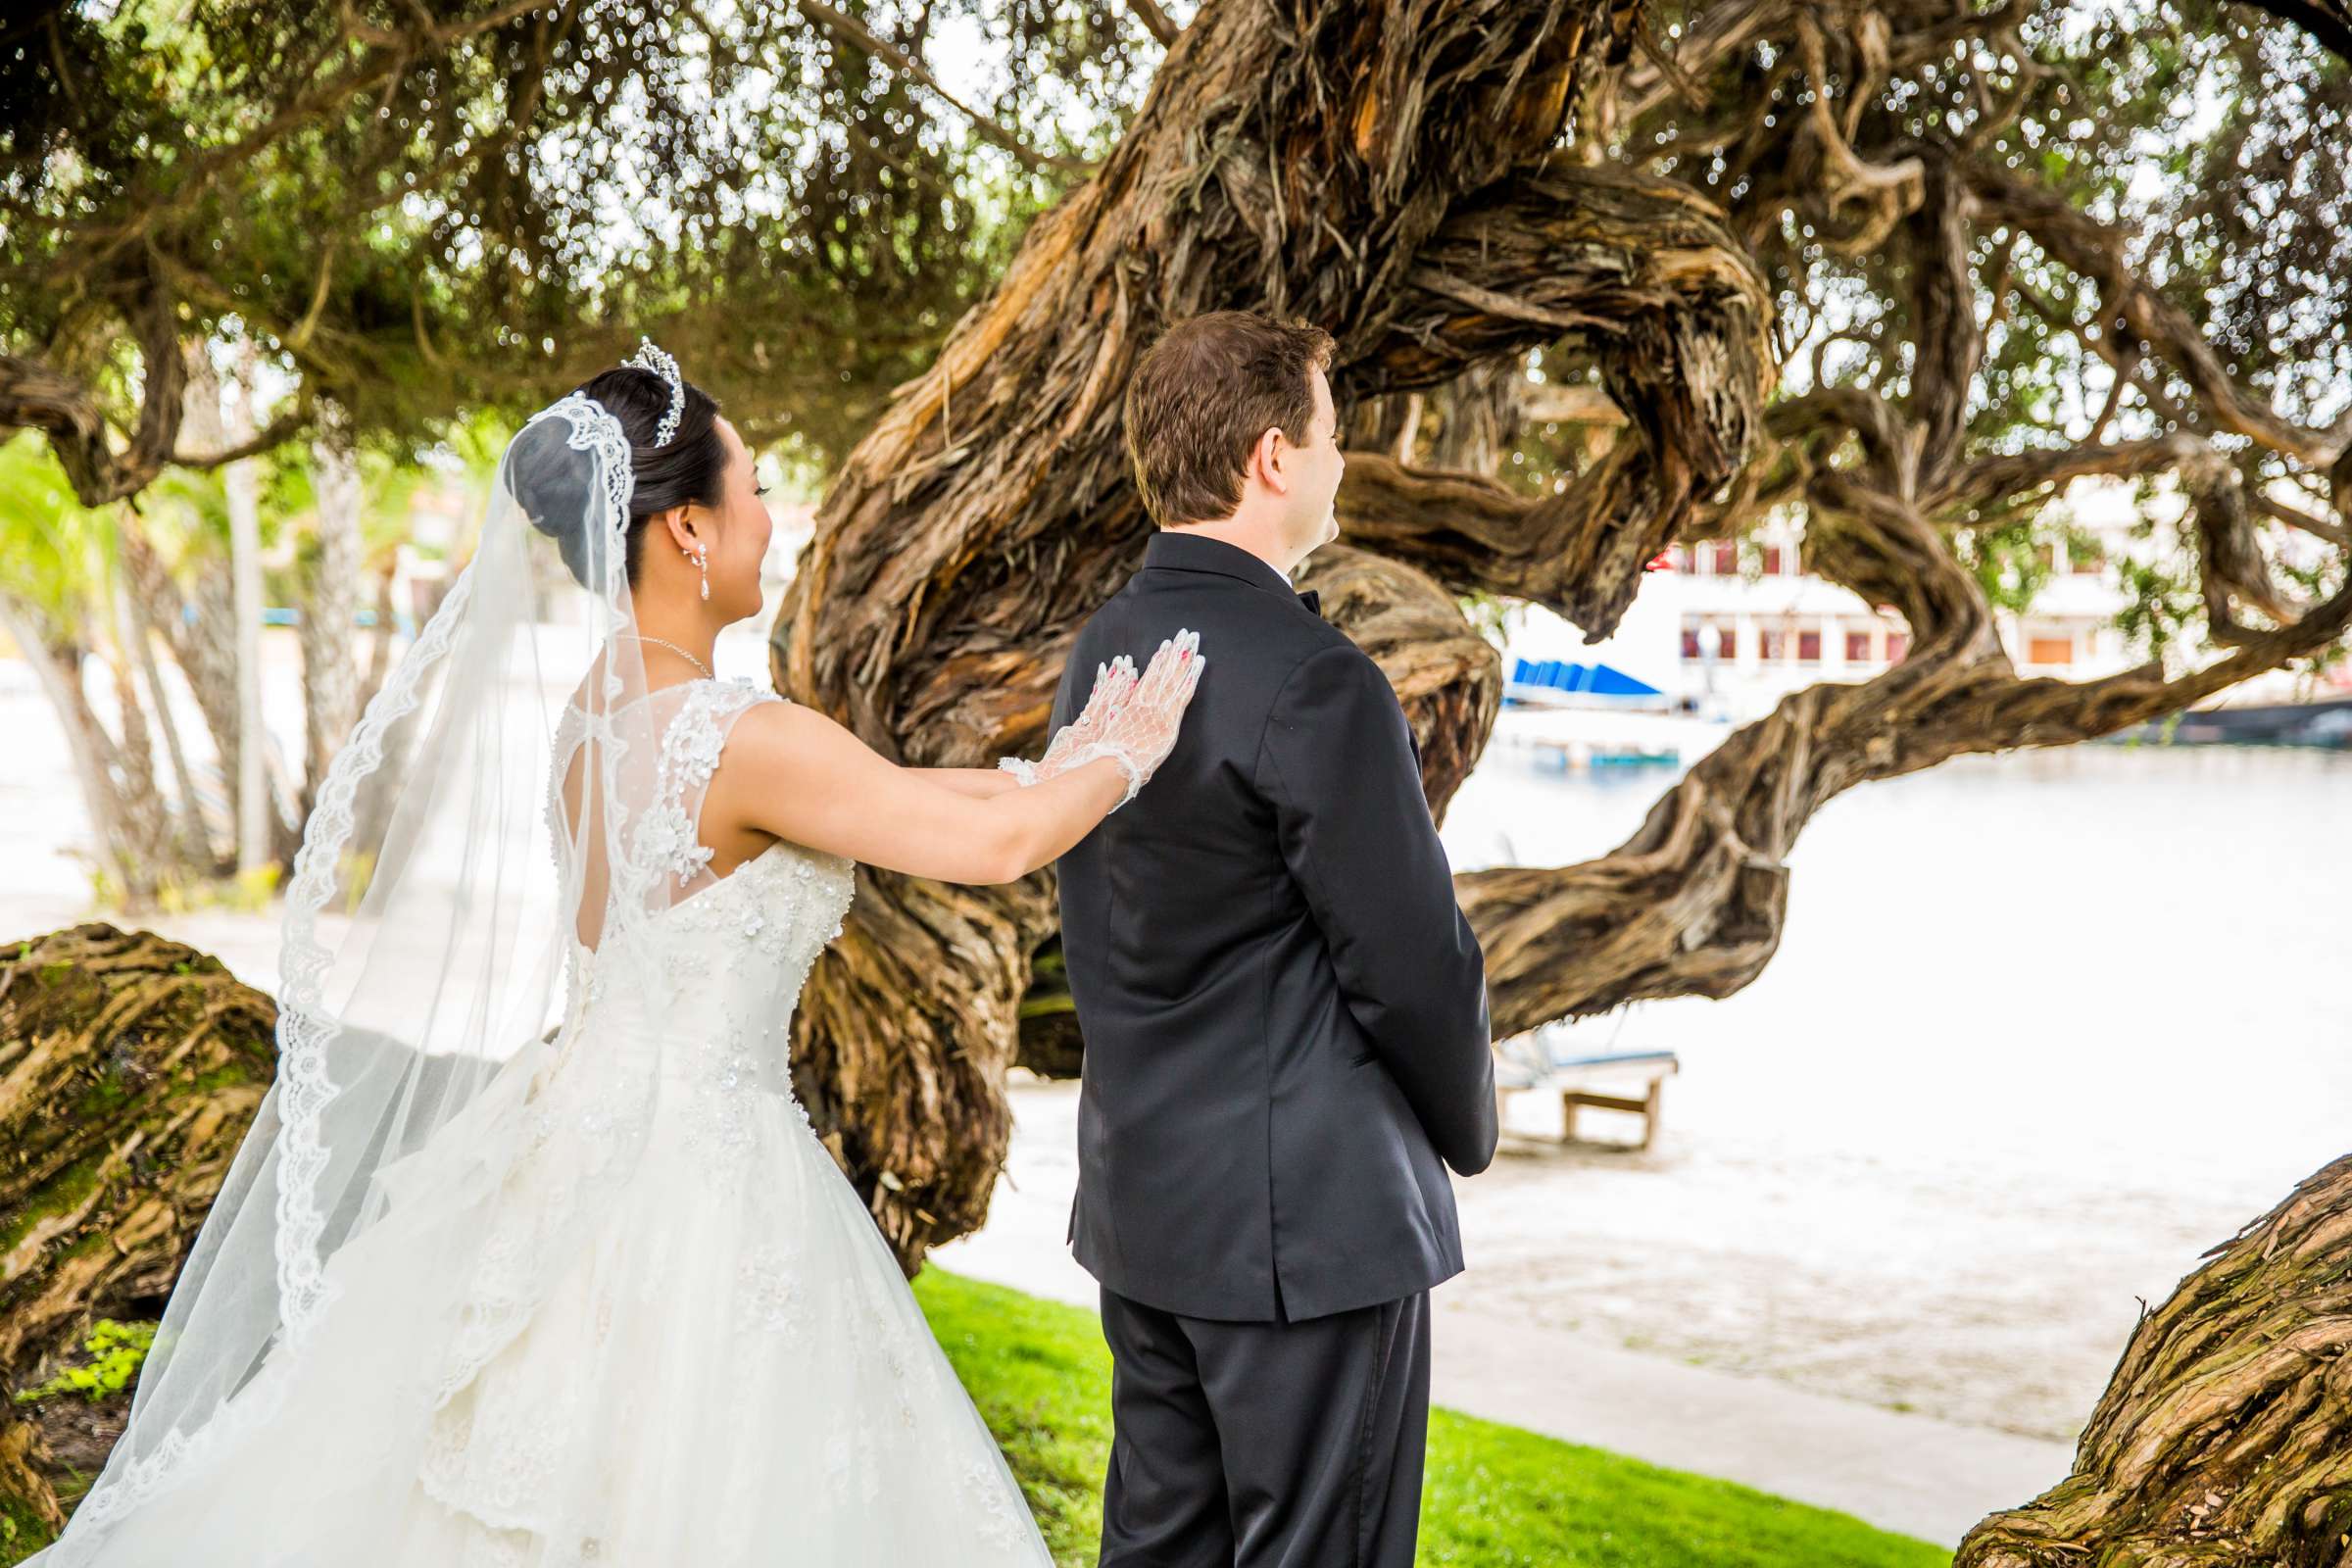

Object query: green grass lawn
[915,1268,1953,1568]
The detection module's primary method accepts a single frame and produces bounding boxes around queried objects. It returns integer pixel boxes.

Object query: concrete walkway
[931,1077,2074,1550]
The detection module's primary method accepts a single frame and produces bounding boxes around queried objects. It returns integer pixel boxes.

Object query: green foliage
[3,1,1163,481]
[2112,554,2206,665]
[0,435,115,632]
[10,1321,157,1407]
[1605,0,2348,671]
[913,1269,1945,1568]
[138,861,282,917]
[0,1494,57,1564]
[1951,513,2111,616]
[1460,588,1524,651]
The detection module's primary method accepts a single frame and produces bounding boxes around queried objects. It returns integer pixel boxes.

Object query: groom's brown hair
[1124,311,1336,528]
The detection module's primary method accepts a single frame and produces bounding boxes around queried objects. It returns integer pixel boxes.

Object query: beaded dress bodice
[546,676,855,1145]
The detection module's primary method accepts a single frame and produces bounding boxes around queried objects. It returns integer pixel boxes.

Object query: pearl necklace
[620,634,713,680]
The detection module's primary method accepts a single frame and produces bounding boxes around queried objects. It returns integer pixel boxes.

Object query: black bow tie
[1296,588,1321,618]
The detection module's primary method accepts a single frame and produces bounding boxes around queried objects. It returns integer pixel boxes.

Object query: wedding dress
[39,676,1051,1566]
[30,373,1058,1565]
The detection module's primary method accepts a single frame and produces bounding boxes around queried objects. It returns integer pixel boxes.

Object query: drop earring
[683,543,709,601]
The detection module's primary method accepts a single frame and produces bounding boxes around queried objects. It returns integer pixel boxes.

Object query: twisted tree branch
[1458,472,2352,1034]
[0,282,186,508]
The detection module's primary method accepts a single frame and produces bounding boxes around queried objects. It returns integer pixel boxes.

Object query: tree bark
[0,924,279,1538]
[1957,1154,2352,1567]
[224,386,271,877]
[300,406,365,816]
[0,283,187,511]
[0,601,132,906]
[118,558,215,872]
[766,0,2338,1280]
[94,591,171,907]
[178,349,275,876]
[770,0,1693,1265]
[120,533,305,872]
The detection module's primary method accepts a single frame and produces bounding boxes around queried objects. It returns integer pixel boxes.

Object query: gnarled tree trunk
[0,925,278,1540]
[1958,1154,2352,1567]
[769,0,1775,1268]
[763,0,2349,1271]
[299,404,366,819]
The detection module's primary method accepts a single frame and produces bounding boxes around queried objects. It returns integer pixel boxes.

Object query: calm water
[1432,737,2352,1437]
[1440,738,2352,1192]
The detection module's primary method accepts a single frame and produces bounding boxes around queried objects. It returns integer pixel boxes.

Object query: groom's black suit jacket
[1049,528,1498,1324]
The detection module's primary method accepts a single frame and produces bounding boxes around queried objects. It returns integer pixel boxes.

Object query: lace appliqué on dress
[632,677,776,890]
[734,1243,811,1342]
[962,1457,1034,1551]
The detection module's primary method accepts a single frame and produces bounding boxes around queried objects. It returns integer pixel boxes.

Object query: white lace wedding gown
[64,678,1053,1566]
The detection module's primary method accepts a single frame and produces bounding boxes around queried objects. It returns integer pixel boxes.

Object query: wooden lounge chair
[1494,1024,1680,1151]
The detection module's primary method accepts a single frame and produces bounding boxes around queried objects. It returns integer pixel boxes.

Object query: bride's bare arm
[922,767,1023,801]
[706,702,1129,885]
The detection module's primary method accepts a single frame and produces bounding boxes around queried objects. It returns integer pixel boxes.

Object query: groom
[1046,311,1499,1567]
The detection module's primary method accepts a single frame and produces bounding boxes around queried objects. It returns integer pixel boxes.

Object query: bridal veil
[42,386,689,1561]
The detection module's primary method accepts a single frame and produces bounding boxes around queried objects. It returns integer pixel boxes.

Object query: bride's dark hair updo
[513,362,726,589]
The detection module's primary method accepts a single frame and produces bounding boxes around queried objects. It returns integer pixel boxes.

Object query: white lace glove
[998,629,1204,810]
[1000,653,1139,788]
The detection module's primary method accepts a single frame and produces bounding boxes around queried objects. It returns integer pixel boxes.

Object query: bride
[30,343,1204,1566]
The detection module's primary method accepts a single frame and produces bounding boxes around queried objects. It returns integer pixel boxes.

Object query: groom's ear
[1253,423,1292,496]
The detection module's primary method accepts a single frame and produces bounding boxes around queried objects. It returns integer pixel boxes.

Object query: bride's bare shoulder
[714,690,868,776]
[706,686,991,873]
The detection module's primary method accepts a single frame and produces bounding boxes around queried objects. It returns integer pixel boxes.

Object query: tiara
[624,336,685,446]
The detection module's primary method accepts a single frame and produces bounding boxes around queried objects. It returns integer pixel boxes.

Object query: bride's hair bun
[514,361,727,589]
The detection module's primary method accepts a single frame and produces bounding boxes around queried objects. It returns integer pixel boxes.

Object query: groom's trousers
[1096,1284,1431,1568]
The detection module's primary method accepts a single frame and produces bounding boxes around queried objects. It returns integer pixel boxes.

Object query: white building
[1497,479,2156,727]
